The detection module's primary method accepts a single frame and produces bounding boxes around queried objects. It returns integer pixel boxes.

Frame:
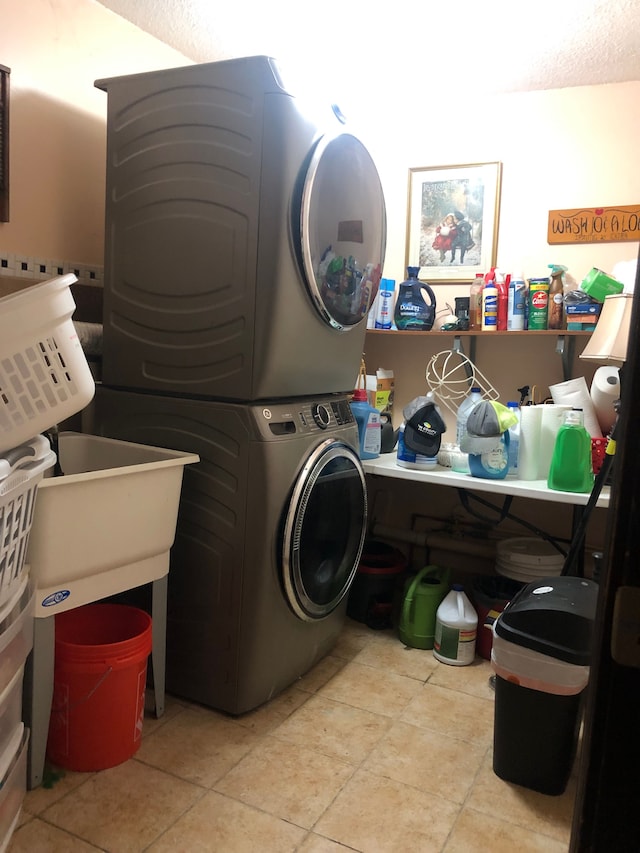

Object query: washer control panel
[257,395,354,437]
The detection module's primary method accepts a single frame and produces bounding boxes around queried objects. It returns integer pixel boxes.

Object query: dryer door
[297,131,387,331]
[282,439,367,621]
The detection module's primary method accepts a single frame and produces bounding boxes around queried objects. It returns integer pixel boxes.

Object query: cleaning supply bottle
[547,264,567,330]
[505,401,521,477]
[374,278,396,329]
[495,271,509,330]
[547,407,594,493]
[394,267,436,331]
[433,584,478,666]
[469,274,484,330]
[507,273,527,330]
[481,280,498,330]
[468,430,510,480]
[350,389,381,460]
[456,386,483,448]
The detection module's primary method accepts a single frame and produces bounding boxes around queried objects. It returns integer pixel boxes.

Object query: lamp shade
[579,293,633,365]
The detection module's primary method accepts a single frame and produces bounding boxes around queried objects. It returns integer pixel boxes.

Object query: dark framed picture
[405,161,502,283]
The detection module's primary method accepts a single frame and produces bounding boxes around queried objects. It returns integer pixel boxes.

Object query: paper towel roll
[549,377,603,438]
[539,404,572,480]
[590,365,620,434]
[518,405,543,480]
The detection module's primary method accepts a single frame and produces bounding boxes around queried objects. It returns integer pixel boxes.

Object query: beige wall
[0,1,633,565]
[0,0,192,262]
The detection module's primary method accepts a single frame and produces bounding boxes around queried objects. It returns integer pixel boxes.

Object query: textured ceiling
[96,0,640,107]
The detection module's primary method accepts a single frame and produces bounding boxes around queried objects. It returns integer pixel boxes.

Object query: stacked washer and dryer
[87,56,387,713]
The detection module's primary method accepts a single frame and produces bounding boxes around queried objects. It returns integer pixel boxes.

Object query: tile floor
[10,619,576,852]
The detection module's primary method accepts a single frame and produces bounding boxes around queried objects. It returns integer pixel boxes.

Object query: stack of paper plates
[495,537,565,583]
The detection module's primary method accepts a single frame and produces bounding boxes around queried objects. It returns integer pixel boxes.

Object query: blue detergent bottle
[350,389,381,459]
[469,431,510,480]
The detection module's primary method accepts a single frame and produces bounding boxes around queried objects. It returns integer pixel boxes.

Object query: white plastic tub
[26,432,199,615]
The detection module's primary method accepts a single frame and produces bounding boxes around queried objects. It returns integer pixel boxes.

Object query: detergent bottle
[547,407,594,493]
[394,267,436,331]
[350,388,381,459]
[433,584,478,666]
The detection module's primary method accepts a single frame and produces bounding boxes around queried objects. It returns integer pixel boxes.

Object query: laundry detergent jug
[399,565,450,649]
[394,267,436,331]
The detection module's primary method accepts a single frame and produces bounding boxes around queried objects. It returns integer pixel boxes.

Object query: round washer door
[282,438,367,621]
[298,132,387,330]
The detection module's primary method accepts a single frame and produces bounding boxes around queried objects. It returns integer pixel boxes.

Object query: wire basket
[0,274,95,455]
[0,436,56,608]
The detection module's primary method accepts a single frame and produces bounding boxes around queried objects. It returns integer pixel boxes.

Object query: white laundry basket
[0,436,56,607]
[0,274,95,454]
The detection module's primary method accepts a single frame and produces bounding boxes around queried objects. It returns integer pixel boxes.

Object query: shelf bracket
[556,334,575,382]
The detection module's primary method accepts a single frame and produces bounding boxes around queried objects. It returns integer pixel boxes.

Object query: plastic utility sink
[24,431,199,790]
[26,431,199,615]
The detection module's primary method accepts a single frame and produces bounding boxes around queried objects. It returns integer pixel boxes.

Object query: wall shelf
[365,329,593,381]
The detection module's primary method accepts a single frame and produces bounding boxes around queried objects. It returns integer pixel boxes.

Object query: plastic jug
[547,407,594,493]
[399,565,450,649]
[433,584,478,666]
[394,267,436,331]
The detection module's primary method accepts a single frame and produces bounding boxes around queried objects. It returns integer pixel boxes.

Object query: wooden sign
[548,205,640,244]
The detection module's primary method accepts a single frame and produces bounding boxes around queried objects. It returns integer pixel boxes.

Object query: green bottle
[547,408,594,493]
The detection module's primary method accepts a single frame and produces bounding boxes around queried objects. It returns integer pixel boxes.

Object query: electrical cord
[456,488,569,556]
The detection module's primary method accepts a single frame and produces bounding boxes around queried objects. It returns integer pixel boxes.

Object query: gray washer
[86,387,368,714]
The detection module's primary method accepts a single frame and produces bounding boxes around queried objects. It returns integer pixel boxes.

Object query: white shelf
[362,454,610,509]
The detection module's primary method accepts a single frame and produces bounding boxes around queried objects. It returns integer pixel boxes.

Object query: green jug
[399,565,450,649]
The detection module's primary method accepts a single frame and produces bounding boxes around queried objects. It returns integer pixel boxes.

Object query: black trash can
[491,576,598,795]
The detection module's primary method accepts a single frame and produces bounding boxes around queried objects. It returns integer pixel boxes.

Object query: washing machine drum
[282,439,368,621]
[297,131,387,331]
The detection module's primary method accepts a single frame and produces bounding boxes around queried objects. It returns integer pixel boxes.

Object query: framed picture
[405,161,502,283]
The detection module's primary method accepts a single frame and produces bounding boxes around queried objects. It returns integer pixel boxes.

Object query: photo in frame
[405,162,502,283]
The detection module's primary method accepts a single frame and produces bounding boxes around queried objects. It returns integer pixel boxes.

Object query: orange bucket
[47,603,152,772]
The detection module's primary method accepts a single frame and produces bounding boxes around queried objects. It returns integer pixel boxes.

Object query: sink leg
[150,576,167,719]
[23,616,55,790]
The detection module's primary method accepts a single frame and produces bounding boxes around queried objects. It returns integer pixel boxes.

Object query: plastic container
[580,267,624,302]
[347,541,407,628]
[350,390,381,460]
[393,267,436,331]
[528,278,550,330]
[396,422,438,470]
[374,279,395,329]
[469,274,484,330]
[468,431,510,480]
[0,666,24,766]
[548,267,565,330]
[505,402,520,477]
[455,386,483,448]
[0,436,56,608]
[0,578,34,697]
[491,577,598,794]
[495,273,508,330]
[507,274,526,330]
[47,603,153,772]
[495,537,565,583]
[0,274,95,454]
[481,280,498,330]
[0,726,28,853]
[547,408,594,494]
[25,432,199,616]
[398,565,450,649]
[471,575,523,660]
[433,584,478,666]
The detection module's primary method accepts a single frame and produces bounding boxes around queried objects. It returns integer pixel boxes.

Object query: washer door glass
[282,439,367,621]
[298,132,387,330]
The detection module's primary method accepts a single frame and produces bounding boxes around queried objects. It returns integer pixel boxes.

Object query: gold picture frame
[405,161,502,283]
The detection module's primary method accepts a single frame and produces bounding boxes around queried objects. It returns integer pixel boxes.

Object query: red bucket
[47,603,152,772]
